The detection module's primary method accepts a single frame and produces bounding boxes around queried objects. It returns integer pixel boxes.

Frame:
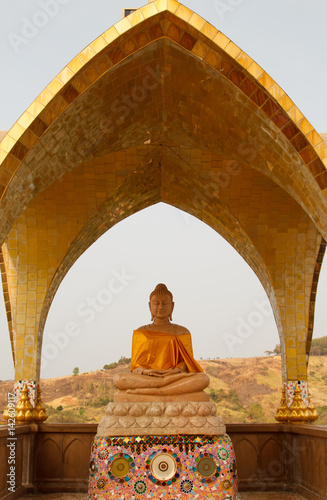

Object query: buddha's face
[149,293,174,322]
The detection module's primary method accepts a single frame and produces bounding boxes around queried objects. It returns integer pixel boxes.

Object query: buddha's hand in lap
[133,368,194,378]
[143,369,194,378]
[143,368,173,377]
[142,369,167,377]
[131,368,165,377]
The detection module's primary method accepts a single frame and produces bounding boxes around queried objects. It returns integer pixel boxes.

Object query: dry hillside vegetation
[0,356,326,425]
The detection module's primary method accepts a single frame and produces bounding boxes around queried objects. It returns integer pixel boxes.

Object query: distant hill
[0,356,326,425]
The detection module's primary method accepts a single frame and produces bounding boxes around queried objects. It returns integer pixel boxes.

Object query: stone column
[1,230,47,423]
[274,241,326,423]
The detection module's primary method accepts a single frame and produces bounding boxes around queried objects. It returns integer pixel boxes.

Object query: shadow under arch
[37,147,284,379]
[233,437,258,481]
[35,437,62,479]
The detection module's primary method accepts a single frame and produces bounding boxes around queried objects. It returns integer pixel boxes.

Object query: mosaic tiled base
[88,434,238,499]
[285,381,309,407]
[14,380,36,406]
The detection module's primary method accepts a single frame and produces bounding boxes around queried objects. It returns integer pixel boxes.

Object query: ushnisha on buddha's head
[149,283,174,324]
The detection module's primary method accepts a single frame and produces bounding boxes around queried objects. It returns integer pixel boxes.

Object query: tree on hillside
[273,344,281,355]
[73,367,80,376]
[312,335,327,348]
[311,336,327,355]
[265,350,274,356]
[273,337,327,357]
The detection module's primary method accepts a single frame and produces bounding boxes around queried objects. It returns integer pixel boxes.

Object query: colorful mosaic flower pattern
[134,480,147,494]
[108,452,135,483]
[89,460,98,475]
[193,452,221,483]
[285,380,309,407]
[97,448,109,460]
[146,449,181,486]
[88,434,238,499]
[218,447,229,460]
[180,479,194,493]
[14,380,36,406]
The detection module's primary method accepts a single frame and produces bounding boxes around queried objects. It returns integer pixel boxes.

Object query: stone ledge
[114,390,210,402]
[97,401,226,436]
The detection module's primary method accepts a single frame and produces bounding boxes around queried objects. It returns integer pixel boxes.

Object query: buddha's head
[149,283,174,322]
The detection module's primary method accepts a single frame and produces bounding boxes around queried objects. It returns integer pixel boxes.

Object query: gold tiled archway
[1,0,326,421]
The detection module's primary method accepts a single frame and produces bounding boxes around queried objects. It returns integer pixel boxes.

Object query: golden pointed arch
[0,0,326,243]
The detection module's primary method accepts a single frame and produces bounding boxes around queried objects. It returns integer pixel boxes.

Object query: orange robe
[130,329,203,373]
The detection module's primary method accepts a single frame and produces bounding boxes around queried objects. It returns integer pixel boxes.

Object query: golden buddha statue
[113,284,209,400]
[93,285,233,500]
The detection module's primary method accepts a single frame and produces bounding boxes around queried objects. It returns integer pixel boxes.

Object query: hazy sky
[0,0,326,380]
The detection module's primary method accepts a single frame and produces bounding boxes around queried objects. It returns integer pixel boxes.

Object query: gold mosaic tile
[67,55,85,74]
[141,1,159,19]
[37,88,54,107]
[247,61,264,79]
[128,8,145,28]
[224,41,242,59]
[175,4,194,23]
[213,31,230,50]
[188,12,206,31]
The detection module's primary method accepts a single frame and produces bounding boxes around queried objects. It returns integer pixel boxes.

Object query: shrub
[103,357,131,370]
[249,403,265,421]
[210,388,227,403]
